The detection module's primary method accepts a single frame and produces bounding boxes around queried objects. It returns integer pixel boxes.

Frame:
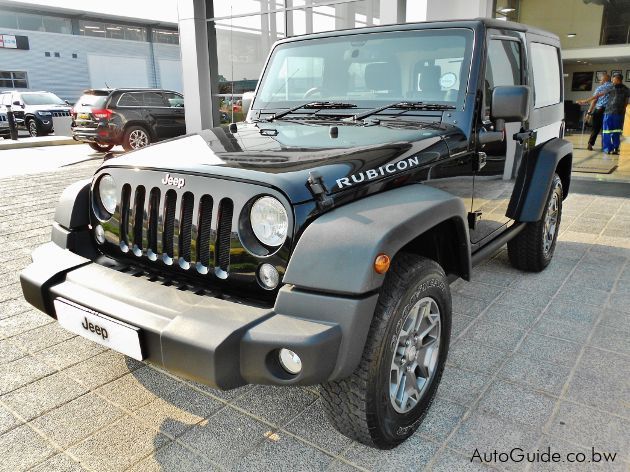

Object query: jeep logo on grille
[161,173,185,189]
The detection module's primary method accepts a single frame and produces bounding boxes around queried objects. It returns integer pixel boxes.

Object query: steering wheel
[302,87,321,99]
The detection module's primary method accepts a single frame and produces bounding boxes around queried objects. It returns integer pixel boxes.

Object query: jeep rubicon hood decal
[102,120,458,203]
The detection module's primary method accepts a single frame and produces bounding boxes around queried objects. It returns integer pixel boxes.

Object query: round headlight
[250,196,288,247]
[98,174,118,215]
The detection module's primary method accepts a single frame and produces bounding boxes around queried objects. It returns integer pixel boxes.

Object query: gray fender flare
[283,184,471,295]
[509,138,572,222]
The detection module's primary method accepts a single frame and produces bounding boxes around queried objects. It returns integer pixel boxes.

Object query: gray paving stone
[0,355,56,395]
[497,288,553,311]
[588,323,630,355]
[547,401,630,462]
[0,371,88,421]
[470,267,521,288]
[517,334,581,368]
[233,385,318,427]
[461,319,525,352]
[184,379,254,402]
[452,295,488,317]
[10,321,76,352]
[574,346,630,382]
[481,302,540,329]
[34,335,106,371]
[94,367,182,411]
[0,424,56,472]
[544,300,601,327]
[532,317,592,343]
[430,447,493,471]
[64,350,143,389]
[565,374,629,417]
[0,338,25,363]
[476,381,556,428]
[328,459,363,471]
[567,263,621,292]
[417,397,467,442]
[0,403,21,435]
[235,434,335,472]
[127,441,220,472]
[451,313,475,337]
[29,453,87,472]
[132,384,223,438]
[453,282,504,303]
[608,293,630,314]
[283,399,353,455]
[555,284,610,308]
[342,433,439,471]
[535,435,628,472]
[437,366,491,407]
[497,354,571,396]
[0,309,52,338]
[448,339,508,375]
[0,298,31,320]
[599,308,630,332]
[177,407,270,467]
[66,416,170,472]
[30,392,125,448]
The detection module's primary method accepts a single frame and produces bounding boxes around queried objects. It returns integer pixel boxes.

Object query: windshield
[21,92,66,106]
[254,28,473,113]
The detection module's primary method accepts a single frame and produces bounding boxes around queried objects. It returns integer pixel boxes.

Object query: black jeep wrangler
[21,19,571,449]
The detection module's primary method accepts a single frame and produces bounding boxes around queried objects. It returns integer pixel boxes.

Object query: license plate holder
[54,298,144,360]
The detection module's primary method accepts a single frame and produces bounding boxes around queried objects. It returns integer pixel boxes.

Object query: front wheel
[320,254,451,449]
[508,173,563,272]
[88,142,114,152]
[27,119,41,137]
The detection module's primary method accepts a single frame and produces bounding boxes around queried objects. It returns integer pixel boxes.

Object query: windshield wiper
[354,101,456,121]
[269,101,357,121]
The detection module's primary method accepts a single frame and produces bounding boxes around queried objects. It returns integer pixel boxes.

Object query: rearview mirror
[491,86,530,123]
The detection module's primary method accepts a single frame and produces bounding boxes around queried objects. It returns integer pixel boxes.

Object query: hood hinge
[307,171,334,210]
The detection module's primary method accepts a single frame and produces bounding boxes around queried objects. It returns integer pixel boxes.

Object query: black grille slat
[216,198,234,271]
[147,188,160,256]
[163,190,177,258]
[119,184,131,249]
[197,195,213,268]
[179,192,194,262]
[132,186,146,250]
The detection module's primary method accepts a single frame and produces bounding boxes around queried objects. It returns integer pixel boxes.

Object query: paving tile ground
[0,161,628,471]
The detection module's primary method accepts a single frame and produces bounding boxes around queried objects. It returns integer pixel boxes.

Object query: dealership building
[0,0,629,126]
[0,2,181,102]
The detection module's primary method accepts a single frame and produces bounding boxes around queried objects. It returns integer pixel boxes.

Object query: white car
[0,111,10,139]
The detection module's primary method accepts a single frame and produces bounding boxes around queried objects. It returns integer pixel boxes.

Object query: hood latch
[307,171,334,211]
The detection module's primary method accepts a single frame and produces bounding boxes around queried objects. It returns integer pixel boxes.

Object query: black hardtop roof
[275,17,558,44]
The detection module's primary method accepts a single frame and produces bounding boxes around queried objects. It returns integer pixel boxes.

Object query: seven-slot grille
[117,184,234,275]
[51,111,71,117]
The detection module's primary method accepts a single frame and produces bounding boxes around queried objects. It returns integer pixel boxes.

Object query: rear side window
[117,92,143,106]
[142,92,167,107]
[530,43,561,108]
[77,94,108,109]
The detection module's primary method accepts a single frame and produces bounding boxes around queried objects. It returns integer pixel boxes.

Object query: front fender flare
[284,184,470,295]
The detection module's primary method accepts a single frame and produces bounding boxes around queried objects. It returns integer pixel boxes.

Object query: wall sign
[0,35,29,50]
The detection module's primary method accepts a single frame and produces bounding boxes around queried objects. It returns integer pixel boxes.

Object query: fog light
[94,225,105,244]
[258,263,279,290]
[279,349,302,375]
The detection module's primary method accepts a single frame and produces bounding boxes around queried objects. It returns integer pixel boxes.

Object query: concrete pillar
[425,0,494,21]
[177,0,219,132]
[380,0,406,25]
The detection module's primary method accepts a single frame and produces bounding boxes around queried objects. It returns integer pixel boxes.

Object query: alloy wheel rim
[389,296,441,414]
[543,191,559,254]
[129,130,148,149]
[29,121,37,136]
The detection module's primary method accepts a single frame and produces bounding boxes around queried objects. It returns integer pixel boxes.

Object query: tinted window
[164,92,184,108]
[143,92,167,107]
[77,93,108,109]
[484,39,521,117]
[531,43,561,108]
[117,92,143,106]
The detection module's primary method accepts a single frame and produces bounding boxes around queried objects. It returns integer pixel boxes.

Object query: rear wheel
[122,125,150,151]
[88,142,114,152]
[320,254,451,449]
[508,173,563,271]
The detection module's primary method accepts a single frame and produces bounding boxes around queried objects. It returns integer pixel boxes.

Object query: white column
[380,0,406,25]
[425,0,493,21]
[177,0,216,133]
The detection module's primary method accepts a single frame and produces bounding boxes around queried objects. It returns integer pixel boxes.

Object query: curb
[0,137,79,150]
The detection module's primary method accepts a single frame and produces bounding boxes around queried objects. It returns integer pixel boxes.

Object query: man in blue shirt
[578,74,612,150]
[602,73,629,154]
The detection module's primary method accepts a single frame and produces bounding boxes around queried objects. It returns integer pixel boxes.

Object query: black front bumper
[21,242,377,389]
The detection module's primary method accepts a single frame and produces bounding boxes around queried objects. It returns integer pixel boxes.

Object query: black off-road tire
[508,173,563,272]
[122,125,151,151]
[89,142,114,152]
[319,254,451,449]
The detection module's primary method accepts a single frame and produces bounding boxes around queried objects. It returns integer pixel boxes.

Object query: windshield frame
[252,27,475,117]
[21,92,66,106]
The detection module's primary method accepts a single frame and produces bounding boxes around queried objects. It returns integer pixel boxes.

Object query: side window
[164,92,184,108]
[530,43,561,108]
[117,92,143,107]
[142,92,167,107]
[484,39,521,117]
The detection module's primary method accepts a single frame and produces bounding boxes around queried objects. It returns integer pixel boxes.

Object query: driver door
[470,33,524,245]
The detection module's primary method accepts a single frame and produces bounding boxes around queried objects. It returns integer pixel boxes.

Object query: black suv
[71,88,186,152]
[22,19,572,449]
[0,90,71,136]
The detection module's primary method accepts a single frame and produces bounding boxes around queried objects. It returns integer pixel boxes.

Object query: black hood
[102,119,459,203]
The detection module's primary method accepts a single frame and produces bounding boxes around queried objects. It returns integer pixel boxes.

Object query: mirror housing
[491,85,530,123]
[12,101,23,107]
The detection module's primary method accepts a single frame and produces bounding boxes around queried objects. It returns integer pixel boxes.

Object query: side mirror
[13,101,22,107]
[491,85,530,125]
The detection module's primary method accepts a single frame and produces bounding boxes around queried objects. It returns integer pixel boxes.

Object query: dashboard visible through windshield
[254,28,474,113]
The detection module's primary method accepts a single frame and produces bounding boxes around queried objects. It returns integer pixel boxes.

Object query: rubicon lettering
[161,173,186,188]
[336,156,420,188]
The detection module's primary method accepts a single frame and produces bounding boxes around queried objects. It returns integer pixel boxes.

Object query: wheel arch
[283,184,471,296]
[123,121,155,141]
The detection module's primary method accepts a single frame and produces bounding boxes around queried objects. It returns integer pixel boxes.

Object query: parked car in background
[71,88,186,152]
[0,111,10,139]
[0,91,71,137]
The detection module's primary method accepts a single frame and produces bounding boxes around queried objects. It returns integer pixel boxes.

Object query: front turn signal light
[374,253,391,274]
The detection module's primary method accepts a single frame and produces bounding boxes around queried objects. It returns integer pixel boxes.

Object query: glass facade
[0,10,72,34]
[79,20,147,42]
